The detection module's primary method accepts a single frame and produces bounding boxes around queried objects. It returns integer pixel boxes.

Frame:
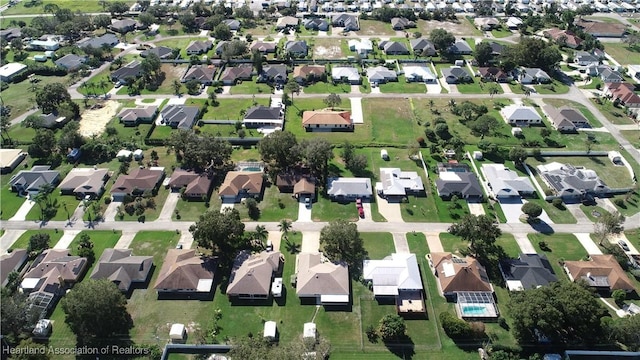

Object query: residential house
[474,17,500,31]
[186,40,213,55]
[363,253,425,315]
[161,105,199,130]
[285,41,308,57]
[0,62,27,82]
[0,249,28,287]
[276,172,316,199]
[348,39,373,56]
[576,19,626,38]
[441,66,472,84]
[332,14,359,31]
[391,17,416,30]
[501,105,542,125]
[0,28,22,41]
[478,67,510,82]
[574,51,599,66]
[226,250,283,299]
[488,41,504,56]
[54,54,86,71]
[182,66,216,85]
[366,66,397,84]
[218,171,264,202]
[376,168,424,200]
[327,177,372,200]
[505,16,523,30]
[20,249,87,314]
[243,106,284,128]
[499,254,558,291]
[110,18,137,33]
[215,40,228,55]
[222,19,241,31]
[111,60,143,84]
[544,28,583,49]
[331,66,361,84]
[250,41,277,54]
[58,168,109,199]
[90,249,153,292]
[435,172,484,199]
[154,249,216,295]
[110,167,165,200]
[564,255,635,292]
[481,163,535,198]
[302,110,353,132]
[542,105,589,132]
[403,64,437,83]
[295,252,350,305]
[276,16,299,30]
[293,65,325,84]
[628,64,640,81]
[409,38,436,56]
[0,149,26,174]
[117,105,159,126]
[219,64,253,85]
[449,40,473,55]
[168,169,213,199]
[599,67,623,83]
[519,67,552,84]
[38,113,68,129]
[379,40,409,55]
[28,39,59,51]
[537,162,609,201]
[303,18,329,31]
[9,166,60,197]
[77,33,119,49]
[141,46,174,59]
[603,82,640,114]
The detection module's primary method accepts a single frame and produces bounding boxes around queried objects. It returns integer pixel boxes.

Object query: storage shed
[303,322,316,339]
[511,127,523,137]
[264,320,277,340]
[170,323,186,343]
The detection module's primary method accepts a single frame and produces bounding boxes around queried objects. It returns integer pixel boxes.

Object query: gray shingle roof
[90,249,153,292]
[499,254,558,290]
[161,105,199,129]
[435,172,483,198]
[9,166,60,193]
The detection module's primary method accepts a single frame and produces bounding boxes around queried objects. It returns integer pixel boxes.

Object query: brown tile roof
[111,168,164,194]
[302,111,352,126]
[154,249,215,292]
[544,28,582,47]
[431,252,492,294]
[250,41,277,53]
[168,169,213,197]
[478,67,508,80]
[294,178,315,195]
[90,249,153,292]
[293,65,325,79]
[226,250,282,297]
[218,171,263,197]
[606,82,640,105]
[220,64,253,82]
[22,249,87,294]
[564,254,635,291]
[296,252,349,297]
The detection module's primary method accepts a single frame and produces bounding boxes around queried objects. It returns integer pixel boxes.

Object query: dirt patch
[79,100,120,137]
[314,45,342,59]
[418,19,476,36]
[163,63,187,79]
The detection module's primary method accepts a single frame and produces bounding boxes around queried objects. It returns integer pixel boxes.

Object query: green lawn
[491,28,512,38]
[196,98,269,120]
[590,99,636,125]
[234,184,299,222]
[8,230,64,251]
[525,197,577,224]
[509,80,570,95]
[361,232,395,260]
[303,81,352,94]
[610,191,640,217]
[68,230,122,274]
[77,72,114,97]
[174,196,222,221]
[311,195,359,222]
[24,192,82,222]
[0,186,26,220]
[366,98,423,145]
[526,156,634,189]
[285,98,364,144]
[439,233,521,258]
[2,0,132,15]
[626,229,640,255]
[580,204,611,223]
[400,194,440,222]
[230,81,272,95]
[456,81,504,95]
[530,233,587,281]
[603,42,640,65]
[2,74,72,120]
[117,64,189,95]
[116,185,170,222]
[621,130,640,148]
[357,20,395,36]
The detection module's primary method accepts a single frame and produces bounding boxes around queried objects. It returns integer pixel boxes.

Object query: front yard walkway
[9,199,34,221]
[374,193,403,222]
[392,232,409,253]
[513,233,536,254]
[574,233,603,255]
[0,230,26,254]
[53,230,81,249]
[301,231,320,253]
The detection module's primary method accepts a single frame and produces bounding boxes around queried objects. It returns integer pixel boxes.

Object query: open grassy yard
[285,98,365,144]
[357,20,395,36]
[116,64,189,95]
[526,155,635,189]
[621,130,640,148]
[626,229,640,254]
[196,98,269,121]
[365,98,422,145]
[303,81,352,94]
[361,232,395,260]
[456,80,504,95]
[379,77,427,93]
[439,233,521,258]
[0,185,25,220]
[229,81,272,95]
[234,184,299,222]
[8,230,64,251]
[173,195,221,221]
[24,191,82,222]
[78,72,114,97]
[530,233,586,281]
[491,28,512,38]
[2,0,132,15]
[312,194,359,222]
[610,190,640,217]
[154,37,208,59]
[509,79,570,95]
[116,185,170,222]
[603,42,640,65]
[590,99,636,125]
[542,98,604,128]
[68,230,122,274]
[526,197,577,224]
[2,74,72,120]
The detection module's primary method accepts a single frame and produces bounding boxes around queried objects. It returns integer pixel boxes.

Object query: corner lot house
[9,165,60,197]
[295,252,350,305]
[0,62,27,82]
[542,105,589,132]
[537,162,609,201]
[227,250,283,300]
[38,112,68,129]
[499,254,558,291]
[161,105,199,130]
[332,66,361,85]
[218,171,264,202]
[0,149,27,174]
[54,54,86,71]
[111,60,143,84]
[376,168,424,200]
[363,253,425,315]
[327,177,372,201]
[168,169,213,199]
[603,82,640,115]
[117,105,159,126]
[58,168,109,199]
[482,164,535,199]
[110,167,165,200]
[500,105,542,125]
[154,249,216,295]
[435,172,483,199]
[90,249,153,292]
[302,110,353,132]
[403,64,437,83]
[564,255,635,292]
[0,249,28,286]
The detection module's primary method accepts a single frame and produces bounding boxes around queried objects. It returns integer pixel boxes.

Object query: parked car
[356,198,362,208]
[619,240,630,251]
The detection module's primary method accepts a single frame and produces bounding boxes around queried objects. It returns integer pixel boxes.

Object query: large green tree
[35,83,71,113]
[508,281,608,345]
[501,37,562,72]
[0,291,41,344]
[28,128,57,160]
[320,220,367,276]
[300,138,334,187]
[608,313,640,351]
[258,130,301,173]
[429,28,455,56]
[61,279,133,346]
[189,208,246,262]
[474,41,494,66]
[448,214,502,259]
[169,130,233,171]
[378,314,406,342]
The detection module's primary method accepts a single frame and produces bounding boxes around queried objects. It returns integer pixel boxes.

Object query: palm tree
[255,225,268,242]
[278,219,292,238]
[172,80,182,95]
[98,79,108,96]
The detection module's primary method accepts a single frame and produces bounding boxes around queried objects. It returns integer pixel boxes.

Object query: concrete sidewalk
[53,230,81,249]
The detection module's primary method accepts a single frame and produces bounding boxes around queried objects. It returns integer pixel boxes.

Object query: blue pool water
[461,305,488,316]
[243,167,262,171]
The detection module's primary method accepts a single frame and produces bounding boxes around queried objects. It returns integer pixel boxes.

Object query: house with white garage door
[500,105,542,126]
[481,164,535,199]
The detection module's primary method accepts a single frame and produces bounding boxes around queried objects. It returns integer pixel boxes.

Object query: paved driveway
[513,233,536,254]
[53,230,81,249]
[220,200,235,213]
[301,231,320,253]
[157,192,180,221]
[424,232,444,252]
[565,203,591,224]
[0,230,26,254]
[350,97,363,124]
[359,201,373,223]
[375,193,403,222]
[574,233,603,255]
[499,198,524,223]
[297,198,312,222]
[467,201,485,216]
[103,200,122,222]
[9,198,33,221]
[392,232,409,253]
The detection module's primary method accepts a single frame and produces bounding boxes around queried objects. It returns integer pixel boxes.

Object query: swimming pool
[243,167,262,171]
[461,305,490,316]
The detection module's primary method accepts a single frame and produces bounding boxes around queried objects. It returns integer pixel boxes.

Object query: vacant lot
[116,64,189,95]
[357,20,395,35]
[379,77,427,93]
[365,98,421,145]
[2,74,72,120]
[234,184,298,222]
[311,38,345,59]
[361,232,395,260]
[603,42,640,65]
[527,155,635,189]
[417,19,481,36]
[621,130,640,148]
[230,81,272,95]
[2,0,130,15]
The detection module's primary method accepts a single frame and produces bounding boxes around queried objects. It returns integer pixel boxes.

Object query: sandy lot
[79,100,120,137]
[314,45,342,59]
[418,19,477,36]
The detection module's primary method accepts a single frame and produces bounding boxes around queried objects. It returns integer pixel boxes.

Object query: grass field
[603,42,640,65]
[620,130,640,148]
[234,184,299,222]
[24,192,82,222]
[173,195,221,221]
[2,0,134,15]
[312,195,359,222]
[304,81,352,94]
[196,98,269,120]
[440,233,521,258]
[379,77,427,93]
[529,233,586,280]
[0,185,26,220]
[590,99,636,125]
[357,20,395,36]
[491,28,512,38]
[2,74,72,120]
[525,197,577,224]
[229,81,272,95]
[117,64,189,95]
[360,232,395,260]
[68,230,122,274]
[77,73,114,97]
[367,98,421,145]
[526,156,634,189]
[8,230,64,251]
[456,80,504,95]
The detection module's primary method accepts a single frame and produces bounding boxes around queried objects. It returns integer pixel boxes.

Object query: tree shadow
[383,335,416,359]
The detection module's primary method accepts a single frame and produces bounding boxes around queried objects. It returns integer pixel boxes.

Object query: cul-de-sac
[1,1,640,359]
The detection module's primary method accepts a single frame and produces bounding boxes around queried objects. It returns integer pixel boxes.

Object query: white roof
[303,322,316,338]
[379,168,424,196]
[197,279,213,292]
[264,321,277,338]
[0,62,27,77]
[320,294,350,303]
[501,105,542,121]
[20,278,40,289]
[506,280,524,291]
[116,149,132,158]
[0,149,24,167]
[332,67,360,81]
[482,163,535,197]
[169,323,185,338]
[327,177,372,197]
[438,172,462,181]
[362,253,423,296]
[403,65,437,80]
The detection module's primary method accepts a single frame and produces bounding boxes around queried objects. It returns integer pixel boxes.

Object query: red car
[358,206,365,218]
